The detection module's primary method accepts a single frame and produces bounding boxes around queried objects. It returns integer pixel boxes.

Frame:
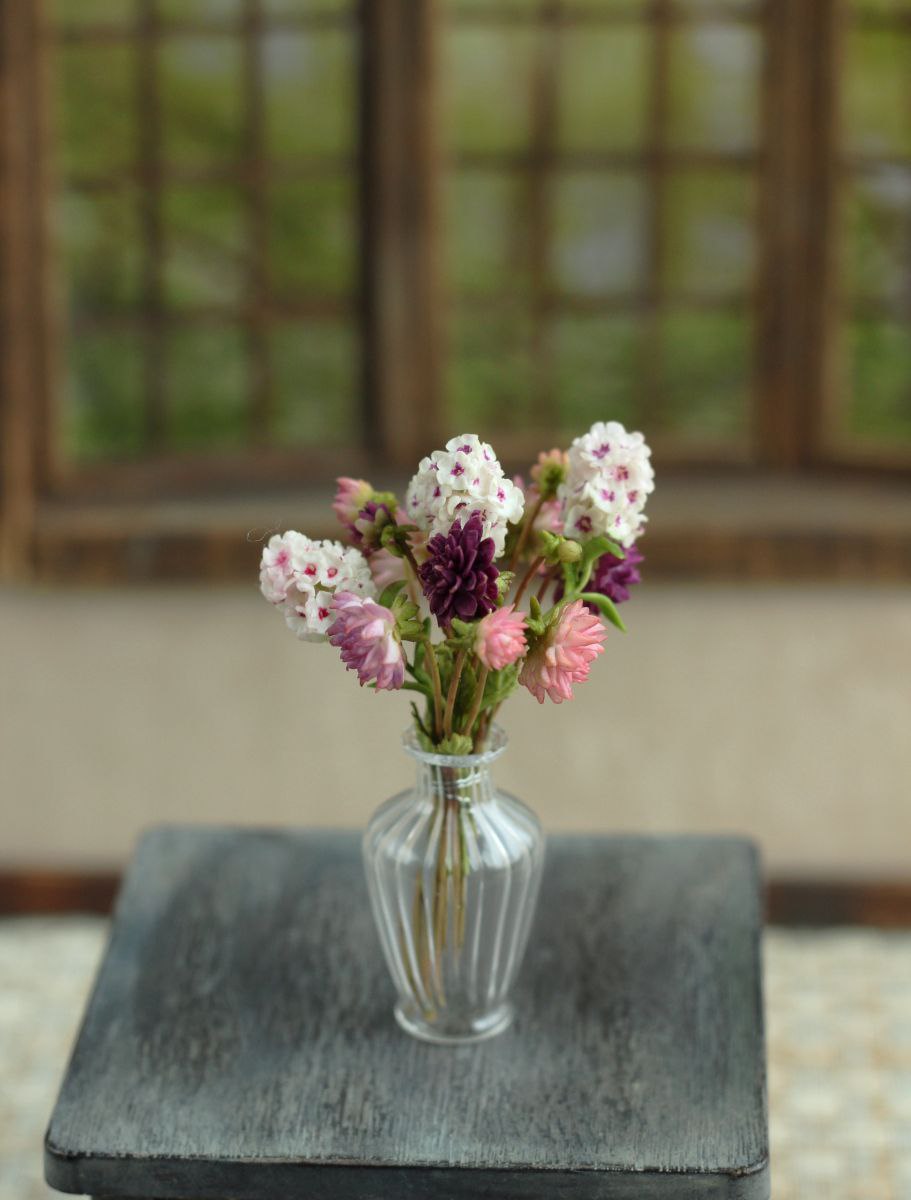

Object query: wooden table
[45,827,769,1199]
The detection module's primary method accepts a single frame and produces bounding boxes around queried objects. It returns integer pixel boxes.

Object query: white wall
[2,583,909,875]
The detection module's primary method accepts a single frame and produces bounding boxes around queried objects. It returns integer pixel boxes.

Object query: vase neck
[415,759,495,807]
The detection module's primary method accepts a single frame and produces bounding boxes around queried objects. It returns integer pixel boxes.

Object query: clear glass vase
[363,726,544,1044]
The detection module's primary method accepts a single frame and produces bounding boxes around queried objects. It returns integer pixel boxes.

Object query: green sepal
[525,594,547,637]
[496,571,514,599]
[580,591,627,632]
[378,579,406,610]
[435,733,473,756]
[447,617,479,651]
[538,530,562,564]
[483,662,520,707]
[393,592,424,641]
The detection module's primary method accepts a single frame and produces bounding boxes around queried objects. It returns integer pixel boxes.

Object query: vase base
[394,1001,514,1045]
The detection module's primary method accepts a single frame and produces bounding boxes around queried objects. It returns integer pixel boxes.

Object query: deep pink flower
[333,477,373,532]
[519,599,607,704]
[475,605,527,671]
[328,592,405,691]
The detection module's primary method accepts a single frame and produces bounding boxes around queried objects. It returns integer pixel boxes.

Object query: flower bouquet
[260,422,654,1042]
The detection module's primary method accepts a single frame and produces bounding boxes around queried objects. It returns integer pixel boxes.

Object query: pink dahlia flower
[333,477,373,532]
[328,591,405,691]
[519,599,607,704]
[475,604,527,671]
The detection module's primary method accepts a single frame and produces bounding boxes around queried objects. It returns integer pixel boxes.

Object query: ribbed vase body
[363,728,544,1043]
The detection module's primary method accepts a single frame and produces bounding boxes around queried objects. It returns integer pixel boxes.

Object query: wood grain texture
[45,828,769,1199]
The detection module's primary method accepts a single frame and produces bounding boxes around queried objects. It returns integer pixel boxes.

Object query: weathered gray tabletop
[45,827,769,1200]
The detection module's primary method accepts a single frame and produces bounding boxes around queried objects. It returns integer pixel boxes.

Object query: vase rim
[402,723,508,768]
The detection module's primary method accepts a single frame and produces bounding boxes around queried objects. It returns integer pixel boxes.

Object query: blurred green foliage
[160,38,244,164]
[271,323,357,446]
[848,321,911,442]
[166,329,249,449]
[664,171,755,295]
[553,316,640,432]
[558,28,648,152]
[268,180,355,296]
[56,46,135,175]
[164,184,246,308]
[667,25,759,151]
[843,31,911,158]
[64,333,145,461]
[264,31,355,159]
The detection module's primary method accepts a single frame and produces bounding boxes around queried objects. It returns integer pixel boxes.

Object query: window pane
[667,25,760,151]
[63,332,145,462]
[444,28,536,154]
[160,37,243,165]
[56,46,135,176]
[843,31,911,158]
[448,309,536,430]
[263,0,353,12]
[446,172,530,296]
[163,185,246,308]
[268,179,355,296]
[51,0,135,25]
[553,172,645,296]
[553,315,643,433]
[264,31,355,159]
[844,320,911,443]
[165,329,249,450]
[558,28,648,153]
[158,0,241,18]
[57,189,142,314]
[660,312,751,440]
[665,171,755,294]
[850,0,911,15]
[271,323,357,447]
[843,168,911,304]
[673,0,761,11]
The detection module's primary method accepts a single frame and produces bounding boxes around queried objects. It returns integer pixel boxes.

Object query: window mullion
[359,0,443,470]
[756,0,841,468]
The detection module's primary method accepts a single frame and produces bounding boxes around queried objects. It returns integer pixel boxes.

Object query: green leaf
[580,591,627,632]
[577,536,625,592]
[378,579,407,609]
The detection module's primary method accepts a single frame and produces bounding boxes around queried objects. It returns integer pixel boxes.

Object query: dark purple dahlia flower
[418,511,499,623]
[588,542,644,605]
[553,542,644,610]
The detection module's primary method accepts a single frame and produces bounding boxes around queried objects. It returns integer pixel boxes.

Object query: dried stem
[506,493,544,574]
[462,664,489,742]
[513,555,545,608]
[443,648,467,739]
[424,640,444,740]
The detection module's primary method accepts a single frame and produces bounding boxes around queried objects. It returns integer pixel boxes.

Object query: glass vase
[363,726,544,1044]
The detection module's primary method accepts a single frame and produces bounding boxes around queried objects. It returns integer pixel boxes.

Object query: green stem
[461,664,489,740]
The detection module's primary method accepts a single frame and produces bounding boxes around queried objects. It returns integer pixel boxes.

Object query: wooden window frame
[1,0,910,584]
